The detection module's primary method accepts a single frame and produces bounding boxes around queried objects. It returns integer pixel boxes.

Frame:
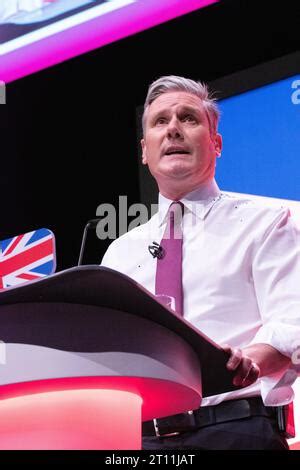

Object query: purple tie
[155,202,184,315]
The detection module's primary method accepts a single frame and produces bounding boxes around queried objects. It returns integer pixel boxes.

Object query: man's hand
[223,343,291,387]
[223,345,260,387]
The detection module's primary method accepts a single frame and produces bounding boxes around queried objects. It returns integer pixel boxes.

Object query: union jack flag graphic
[0,228,56,289]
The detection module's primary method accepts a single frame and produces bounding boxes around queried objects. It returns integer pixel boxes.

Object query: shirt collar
[158,178,222,226]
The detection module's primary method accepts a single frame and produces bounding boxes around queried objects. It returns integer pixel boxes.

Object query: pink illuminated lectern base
[0,389,142,450]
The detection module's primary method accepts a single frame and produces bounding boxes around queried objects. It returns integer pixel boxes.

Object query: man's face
[141,91,222,192]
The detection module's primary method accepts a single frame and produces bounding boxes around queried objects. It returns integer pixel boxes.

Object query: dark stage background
[1,0,300,271]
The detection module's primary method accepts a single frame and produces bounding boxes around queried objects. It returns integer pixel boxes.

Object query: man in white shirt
[102,75,300,449]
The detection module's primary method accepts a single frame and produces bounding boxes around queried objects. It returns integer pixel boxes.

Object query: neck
[158,178,214,201]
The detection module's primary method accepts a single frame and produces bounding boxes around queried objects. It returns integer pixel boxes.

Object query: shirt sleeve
[250,207,300,405]
[250,207,300,358]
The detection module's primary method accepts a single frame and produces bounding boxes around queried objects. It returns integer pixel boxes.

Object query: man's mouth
[164,147,190,156]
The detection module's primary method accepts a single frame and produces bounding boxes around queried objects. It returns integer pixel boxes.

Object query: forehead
[148,91,205,115]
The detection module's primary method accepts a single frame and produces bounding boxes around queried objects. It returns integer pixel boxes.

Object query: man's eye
[155,117,167,125]
[183,115,196,122]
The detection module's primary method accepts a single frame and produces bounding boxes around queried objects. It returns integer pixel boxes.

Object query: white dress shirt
[101,179,300,406]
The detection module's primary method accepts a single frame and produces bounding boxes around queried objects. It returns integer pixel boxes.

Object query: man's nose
[167,117,183,139]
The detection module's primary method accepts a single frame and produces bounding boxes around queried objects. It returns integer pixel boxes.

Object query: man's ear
[141,138,147,165]
[213,133,222,157]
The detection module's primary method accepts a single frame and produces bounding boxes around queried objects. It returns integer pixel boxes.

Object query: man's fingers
[226,348,243,370]
[232,356,252,385]
[222,344,260,387]
[233,360,260,387]
[241,362,260,387]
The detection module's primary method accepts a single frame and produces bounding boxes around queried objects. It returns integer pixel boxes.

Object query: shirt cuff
[260,367,298,406]
[249,323,300,405]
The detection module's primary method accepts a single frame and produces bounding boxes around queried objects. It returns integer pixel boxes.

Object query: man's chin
[160,164,192,179]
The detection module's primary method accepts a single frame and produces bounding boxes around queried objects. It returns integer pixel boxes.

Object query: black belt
[142,397,278,437]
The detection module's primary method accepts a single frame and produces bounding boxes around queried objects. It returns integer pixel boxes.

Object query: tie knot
[171,200,184,212]
[168,201,184,225]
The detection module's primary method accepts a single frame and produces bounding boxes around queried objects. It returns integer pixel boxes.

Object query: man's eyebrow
[177,105,203,115]
[150,109,171,120]
[150,105,203,121]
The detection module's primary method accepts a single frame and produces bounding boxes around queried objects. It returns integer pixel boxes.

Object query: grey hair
[142,75,220,135]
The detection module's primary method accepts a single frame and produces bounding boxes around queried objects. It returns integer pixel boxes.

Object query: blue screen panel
[217,75,300,201]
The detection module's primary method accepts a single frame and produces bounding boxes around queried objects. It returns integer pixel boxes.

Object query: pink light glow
[0,375,201,422]
[0,0,218,83]
[0,375,201,449]
[0,389,142,449]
